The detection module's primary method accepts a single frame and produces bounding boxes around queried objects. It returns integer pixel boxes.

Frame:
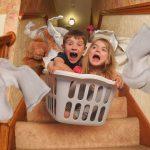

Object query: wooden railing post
[0,31,16,58]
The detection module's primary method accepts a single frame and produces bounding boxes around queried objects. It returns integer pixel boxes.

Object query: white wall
[0,14,6,36]
[101,15,150,37]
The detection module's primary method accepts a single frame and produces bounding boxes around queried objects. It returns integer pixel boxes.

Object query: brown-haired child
[47,29,87,73]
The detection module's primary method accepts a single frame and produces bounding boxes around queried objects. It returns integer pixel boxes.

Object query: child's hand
[73,66,82,74]
[47,62,56,74]
[114,74,124,89]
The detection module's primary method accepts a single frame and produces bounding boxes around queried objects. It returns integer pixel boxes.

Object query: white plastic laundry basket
[45,70,116,126]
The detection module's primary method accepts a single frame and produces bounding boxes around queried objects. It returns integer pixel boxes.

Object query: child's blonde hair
[82,38,116,79]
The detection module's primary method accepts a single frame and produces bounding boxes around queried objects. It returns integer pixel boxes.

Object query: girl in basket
[82,38,124,89]
[77,38,124,120]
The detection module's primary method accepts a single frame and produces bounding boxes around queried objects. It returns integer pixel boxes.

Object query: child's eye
[102,48,108,52]
[92,45,97,49]
[67,42,73,45]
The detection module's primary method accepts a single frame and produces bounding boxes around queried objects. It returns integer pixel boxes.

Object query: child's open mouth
[70,52,78,58]
[92,54,100,62]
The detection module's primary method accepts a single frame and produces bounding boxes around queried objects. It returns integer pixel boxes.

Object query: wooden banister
[0,32,27,150]
[97,2,150,29]
[119,85,150,146]
[0,31,16,58]
[0,98,26,150]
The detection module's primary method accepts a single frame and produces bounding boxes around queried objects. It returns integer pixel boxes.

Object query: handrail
[0,32,27,150]
[97,2,150,29]
[0,98,26,150]
[119,85,150,146]
[0,32,16,47]
[0,32,16,58]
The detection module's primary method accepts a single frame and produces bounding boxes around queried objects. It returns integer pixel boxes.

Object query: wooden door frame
[97,2,150,29]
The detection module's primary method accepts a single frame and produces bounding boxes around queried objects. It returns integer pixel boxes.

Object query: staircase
[15,96,150,149]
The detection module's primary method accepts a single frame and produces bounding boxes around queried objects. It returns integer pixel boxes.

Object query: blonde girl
[82,38,123,89]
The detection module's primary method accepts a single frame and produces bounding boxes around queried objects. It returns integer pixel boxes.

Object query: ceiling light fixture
[68,18,75,26]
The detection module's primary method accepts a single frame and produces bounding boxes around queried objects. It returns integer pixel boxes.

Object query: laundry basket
[45,70,116,126]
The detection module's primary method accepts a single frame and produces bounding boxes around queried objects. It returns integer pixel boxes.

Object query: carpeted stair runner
[15,95,149,149]
[15,117,139,149]
[16,145,150,150]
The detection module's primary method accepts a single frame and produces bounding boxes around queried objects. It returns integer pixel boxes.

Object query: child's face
[64,37,85,64]
[89,40,109,67]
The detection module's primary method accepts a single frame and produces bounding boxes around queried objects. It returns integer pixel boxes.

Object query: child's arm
[47,57,73,73]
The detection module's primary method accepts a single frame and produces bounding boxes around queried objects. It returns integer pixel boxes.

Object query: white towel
[90,29,118,51]
[47,18,63,49]
[0,77,13,122]
[0,58,50,122]
[42,49,58,73]
[122,25,150,93]
[24,16,68,50]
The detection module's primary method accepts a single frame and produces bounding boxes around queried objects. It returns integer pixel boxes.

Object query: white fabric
[90,30,118,51]
[54,27,68,36]
[24,15,68,49]
[0,58,50,122]
[24,21,46,40]
[122,25,150,93]
[47,17,69,49]
[42,50,58,73]
[0,77,14,122]
[117,37,131,52]
[115,37,131,74]
[48,15,63,21]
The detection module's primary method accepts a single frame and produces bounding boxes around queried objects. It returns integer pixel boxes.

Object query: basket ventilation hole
[98,106,105,122]
[78,83,86,100]
[68,81,76,98]
[64,102,72,118]
[95,86,103,102]
[90,105,98,121]
[82,105,90,121]
[103,88,111,104]
[73,103,81,120]
[87,84,95,101]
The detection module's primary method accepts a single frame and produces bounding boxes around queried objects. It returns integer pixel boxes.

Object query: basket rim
[53,70,116,85]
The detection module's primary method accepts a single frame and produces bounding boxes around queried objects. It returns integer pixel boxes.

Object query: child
[47,29,87,118]
[47,29,87,73]
[79,38,124,121]
[82,38,124,89]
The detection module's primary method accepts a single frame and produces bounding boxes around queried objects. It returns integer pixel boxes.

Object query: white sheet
[0,58,50,122]
[122,25,150,93]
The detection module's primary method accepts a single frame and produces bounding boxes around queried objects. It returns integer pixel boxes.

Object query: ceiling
[54,0,92,32]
